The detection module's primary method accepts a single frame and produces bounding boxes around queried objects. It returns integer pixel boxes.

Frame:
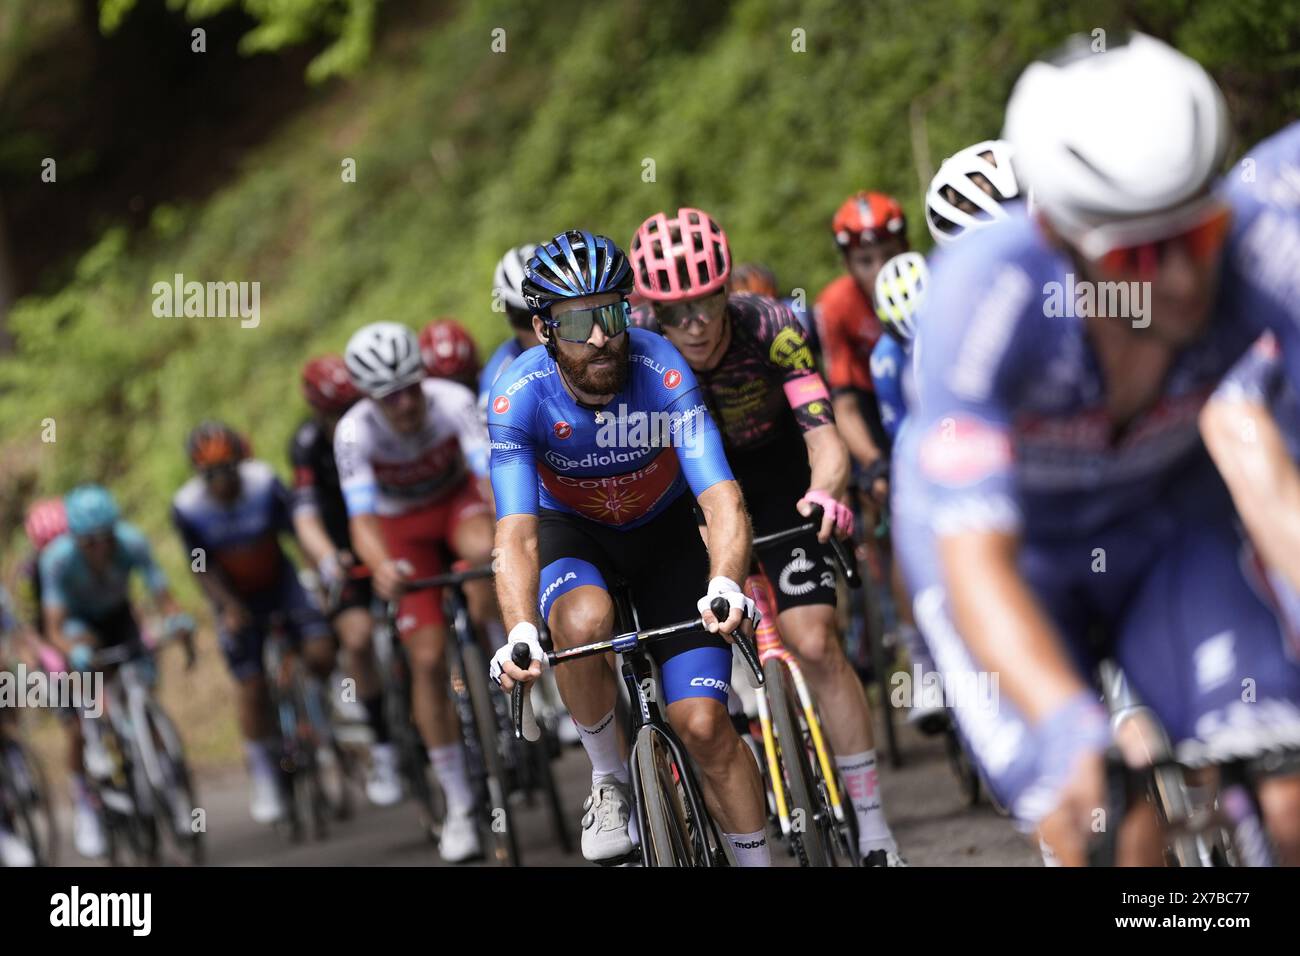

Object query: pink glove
[798,490,854,540]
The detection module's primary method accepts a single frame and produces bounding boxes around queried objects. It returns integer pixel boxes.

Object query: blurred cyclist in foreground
[894,33,1300,865]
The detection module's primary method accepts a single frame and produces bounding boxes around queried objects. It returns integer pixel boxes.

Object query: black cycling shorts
[729,429,840,614]
[536,492,732,705]
[330,575,374,619]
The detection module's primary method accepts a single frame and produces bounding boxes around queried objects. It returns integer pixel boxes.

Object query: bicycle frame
[746,574,848,843]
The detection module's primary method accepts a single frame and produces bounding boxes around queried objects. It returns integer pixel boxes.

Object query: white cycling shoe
[365,743,403,807]
[74,803,107,859]
[438,810,483,864]
[249,770,287,825]
[0,827,36,867]
[581,775,634,862]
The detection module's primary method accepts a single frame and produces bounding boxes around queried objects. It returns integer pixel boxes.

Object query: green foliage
[2,0,1296,593]
[98,0,382,83]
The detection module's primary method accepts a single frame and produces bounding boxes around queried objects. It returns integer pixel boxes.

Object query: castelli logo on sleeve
[553,421,572,440]
[493,395,510,414]
[663,369,682,389]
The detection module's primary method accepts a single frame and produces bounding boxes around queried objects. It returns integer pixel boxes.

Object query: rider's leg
[547,586,624,775]
[334,606,385,737]
[666,694,769,865]
[449,506,504,651]
[404,619,473,817]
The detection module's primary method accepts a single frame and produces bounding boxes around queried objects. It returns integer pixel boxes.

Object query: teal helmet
[65,484,120,536]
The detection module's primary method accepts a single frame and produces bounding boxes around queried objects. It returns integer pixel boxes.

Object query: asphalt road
[54,719,1039,867]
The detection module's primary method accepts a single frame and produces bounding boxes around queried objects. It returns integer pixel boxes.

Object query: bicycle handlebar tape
[807,501,861,590]
[711,596,764,690]
[510,642,540,742]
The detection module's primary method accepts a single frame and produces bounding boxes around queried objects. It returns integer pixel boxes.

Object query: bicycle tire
[765,658,830,867]
[139,700,205,864]
[461,640,519,866]
[634,727,697,866]
[944,723,981,808]
[5,739,58,865]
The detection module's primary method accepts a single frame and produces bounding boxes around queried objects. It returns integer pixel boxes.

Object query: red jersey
[814,274,882,394]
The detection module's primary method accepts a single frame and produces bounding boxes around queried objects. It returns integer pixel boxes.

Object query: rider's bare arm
[293,507,340,569]
[493,514,540,634]
[1201,396,1300,594]
[832,393,884,471]
[697,479,753,633]
[804,423,850,501]
[937,528,1090,722]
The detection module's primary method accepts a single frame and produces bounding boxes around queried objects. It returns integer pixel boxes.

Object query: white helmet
[925,140,1022,246]
[1003,32,1228,232]
[344,322,424,398]
[493,243,539,315]
[873,252,928,343]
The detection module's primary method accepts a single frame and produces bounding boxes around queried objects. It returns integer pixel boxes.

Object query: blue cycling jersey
[478,338,528,410]
[40,523,169,621]
[902,122,1300,541]
[869,334,911,443]
[171,459,296,598]
[487,328,734,529]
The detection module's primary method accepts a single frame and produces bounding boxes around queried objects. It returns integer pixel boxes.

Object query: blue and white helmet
[521,230,633,316]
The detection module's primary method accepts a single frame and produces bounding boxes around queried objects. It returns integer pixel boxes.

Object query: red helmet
[832,191,907,248]
[630,208,731,303]
[301,355,360,414]
[25,497,68,551]
[419,317,480,384]
[186,421,250,470]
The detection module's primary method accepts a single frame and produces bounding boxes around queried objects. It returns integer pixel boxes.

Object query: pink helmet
[630,208,731,303]
[25,497,68,551]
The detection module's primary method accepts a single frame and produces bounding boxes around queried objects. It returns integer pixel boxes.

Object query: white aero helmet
[873,252,929,343]
[1003,32,1229,233]
[494,243,539,316]
[925,140,1022,246]
[344,322,425,398]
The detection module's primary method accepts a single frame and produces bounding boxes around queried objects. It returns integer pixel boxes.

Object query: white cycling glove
[696,576,760,632]
[490,622,545,742]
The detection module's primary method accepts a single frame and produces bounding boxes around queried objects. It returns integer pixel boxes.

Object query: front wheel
[460,640,519,866]
[633,728,699,867]
[765,658,829,867]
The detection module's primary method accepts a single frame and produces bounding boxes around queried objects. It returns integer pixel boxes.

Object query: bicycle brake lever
[510,642,540,742]
[711,596,764,689]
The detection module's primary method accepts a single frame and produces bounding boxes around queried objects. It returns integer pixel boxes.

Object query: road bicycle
[398,563,572,865]
[0,732,57,866]
[744,506,861,867]
[512,591,764,867]
[264,613,356,842]
[80,621,203,865]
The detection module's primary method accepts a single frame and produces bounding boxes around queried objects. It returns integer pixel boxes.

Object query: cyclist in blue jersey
[40,484,192,858]
[478,243,542,411]
[172,421,336,827]
[487,230,769,865]
[894,34,1300,866]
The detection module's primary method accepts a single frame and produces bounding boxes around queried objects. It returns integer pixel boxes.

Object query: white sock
[725,829,771,867]
[575,708,628,785]
[428,744,474,816]
[836,749,896,854]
